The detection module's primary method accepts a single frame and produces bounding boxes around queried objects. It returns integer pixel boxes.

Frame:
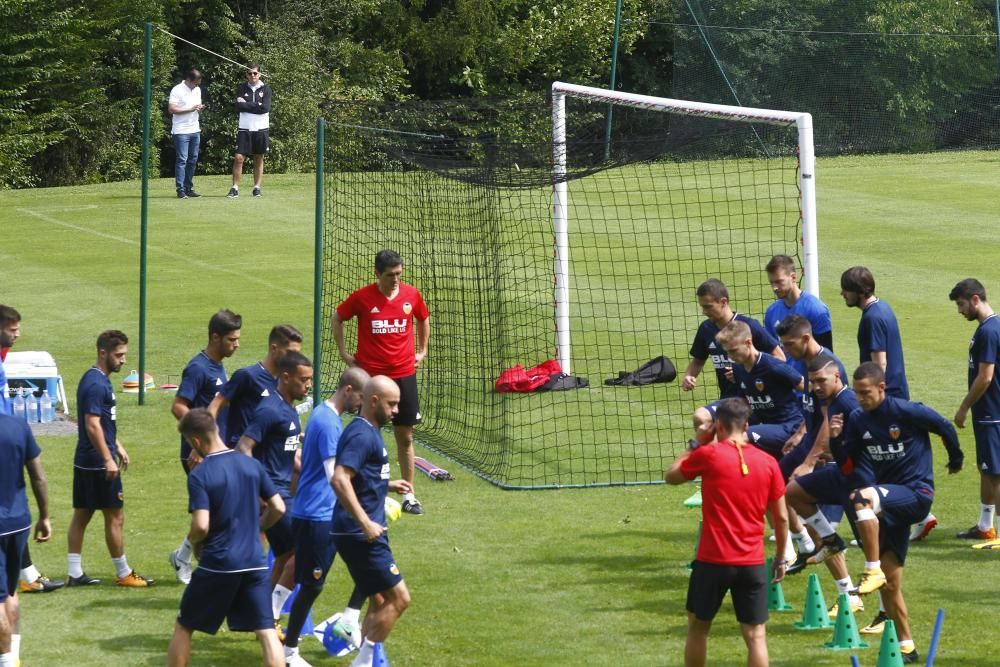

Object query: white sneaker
[285,650,313,667]
[331,617,362,649]
[169,549,192,585]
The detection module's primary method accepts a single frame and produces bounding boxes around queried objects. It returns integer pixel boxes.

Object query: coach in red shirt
[666,398,789,667]
[331,249,430,515]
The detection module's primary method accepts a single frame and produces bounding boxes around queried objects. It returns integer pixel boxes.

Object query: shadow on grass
[96,630,275,666]
[83,594,179,611]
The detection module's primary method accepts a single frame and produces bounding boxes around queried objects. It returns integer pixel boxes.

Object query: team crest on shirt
[389,563,400,575]
[889,424,901,440]
[754,379,765,392]
[312,567,323,580]
[403,302,412,315]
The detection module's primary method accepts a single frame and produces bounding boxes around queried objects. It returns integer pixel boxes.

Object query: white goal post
[550,81,819,375]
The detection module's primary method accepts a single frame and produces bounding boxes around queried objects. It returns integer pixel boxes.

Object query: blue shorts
[974,421,1000,474]
[778,435,814,480]
[0,530,28,603]
[747,421,801,457]
[333,534,403,598]
[73,468,124,510]
[870,484,933,566]
[292,517,335,589]
[796,465,857,507]
[177,567,272,634]
[265,495,295,557]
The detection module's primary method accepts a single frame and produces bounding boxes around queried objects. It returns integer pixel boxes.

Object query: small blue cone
[322,623,354,657]
[373,642,390,667]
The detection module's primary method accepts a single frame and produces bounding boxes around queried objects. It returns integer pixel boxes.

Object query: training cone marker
[766,558,794,612]
[683,486,702,508]
[321,619,354,658]
[794,573,834,630]
[687,521,702,571]
[824,592,869,650]
[373,642,390,667]
[875,620,904,667]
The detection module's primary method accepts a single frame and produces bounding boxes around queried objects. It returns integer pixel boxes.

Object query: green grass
[1,151,999,665]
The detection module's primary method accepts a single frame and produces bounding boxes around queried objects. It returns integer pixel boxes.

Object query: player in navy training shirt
[67,330,153,588]
[840,267,909,399]
[237,350,312,633]
[764,254,834,379]
[209,324,302,448]
[167,409,285,667]
[283,366,370,664]
[0,413,52,666]
[949,278,1000,545]
[0,305,63,595]
[714,320,804,455]
[168,310,242,586]
[683,279,783,399]
[838,363,963,664]
[332,376,413,667]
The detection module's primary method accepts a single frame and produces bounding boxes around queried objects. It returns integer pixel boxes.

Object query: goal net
[318,84,815,488]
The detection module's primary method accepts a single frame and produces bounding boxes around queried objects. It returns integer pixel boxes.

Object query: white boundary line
[16,207,310,301]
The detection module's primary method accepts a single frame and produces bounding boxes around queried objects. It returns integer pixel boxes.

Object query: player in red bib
[332,250,430,515]
[666,398,789,667]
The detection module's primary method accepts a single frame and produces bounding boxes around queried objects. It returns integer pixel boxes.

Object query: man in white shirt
[167,69,205,199]
[227,64,272,199]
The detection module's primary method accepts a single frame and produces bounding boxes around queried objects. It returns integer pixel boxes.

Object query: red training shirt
[679,439,785,566]
[336,282,429,379]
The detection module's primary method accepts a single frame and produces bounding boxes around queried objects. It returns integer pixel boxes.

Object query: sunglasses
[247,71,260,77]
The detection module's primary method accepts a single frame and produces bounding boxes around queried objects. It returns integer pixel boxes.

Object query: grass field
[1,150,999,665]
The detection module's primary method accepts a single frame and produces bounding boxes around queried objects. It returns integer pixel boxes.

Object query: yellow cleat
[115,570,155,588]
[851,567,886,596]
[971,537,1000,550]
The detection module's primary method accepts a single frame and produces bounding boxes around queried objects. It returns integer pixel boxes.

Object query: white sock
[11,635,20,660]
[835,576,853,594]
[343,606,361,625]
[403,492,416,503]
[272,584,293,620]
[0,652,14,667]
[864,560,881,571]
[68,553,83,578]
[232,184,239,191]
[879,591,886,612]
[792,528,816,553]
[782,537,796,562]
[20,564,40,584]
[804,511,836,539]
[254,182,261,189]
[899,639,915,652]
[351,640,375,667]
[979,504,996,532]
[284,645,298,659]
[112,555,131,578]
[177,537,193,562]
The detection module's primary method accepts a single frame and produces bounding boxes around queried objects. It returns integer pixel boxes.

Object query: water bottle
[295,395,314,416]
[40,390,53,423]
[13,389,26,422]
[25,390,39,423]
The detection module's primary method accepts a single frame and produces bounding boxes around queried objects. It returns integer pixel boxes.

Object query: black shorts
[392,374,421,427]
[235,129,269,156]
[333,534,403,598]
[0,530,28,603]
[687,560,769,625]
[265,498,295,557]
[73,468,124,510]
[178,567,272,634]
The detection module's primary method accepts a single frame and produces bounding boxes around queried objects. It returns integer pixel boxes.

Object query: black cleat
[401,499,425,515]
[66,573,102,587]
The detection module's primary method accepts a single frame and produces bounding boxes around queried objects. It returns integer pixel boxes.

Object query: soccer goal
[318,85,817,489]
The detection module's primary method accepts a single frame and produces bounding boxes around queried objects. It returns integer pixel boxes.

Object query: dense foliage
[1,0,998,188]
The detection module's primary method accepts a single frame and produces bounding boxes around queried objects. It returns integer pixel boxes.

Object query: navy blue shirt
[332,417,389,539]
[844,396,962,494]
[690,314,779,399]
[187,449,276,572]
[75,367,117,469]
[802,347,846,438]
[826,386,860,468]
[221,362,277,448]
[969,314,1000,422]
[859,299,910,399]
[177,351,228,460]
[765,292,833,379]
[242,392,302,496]
[733,352,803,426]
[0,414,41,535]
